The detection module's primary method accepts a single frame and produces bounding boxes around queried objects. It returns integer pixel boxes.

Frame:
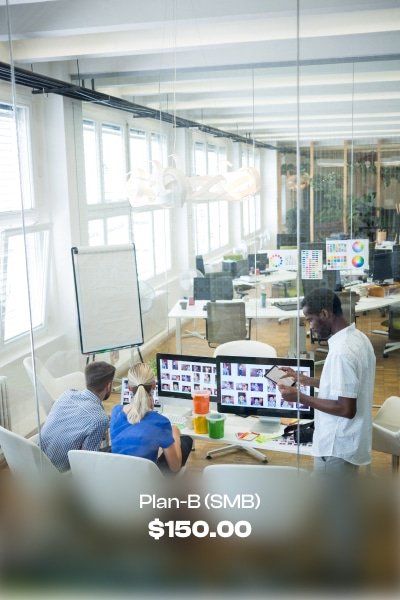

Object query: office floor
[136,307,400,476]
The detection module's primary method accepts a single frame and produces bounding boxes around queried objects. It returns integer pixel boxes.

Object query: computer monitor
[248,253,269,271]
[302,269,341,297]
[372,250,393,284]
[210,276,234,301]
[193,275,233,301]
[392,245,400,281]
[193,277,211,300]
[157,353,217,401]
[196,255,205,275]
[216,355,314,432]
[277,233,306,248]
[222,259,248,277]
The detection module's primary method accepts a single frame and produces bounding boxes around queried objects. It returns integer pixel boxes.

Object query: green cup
[206,413,226,439]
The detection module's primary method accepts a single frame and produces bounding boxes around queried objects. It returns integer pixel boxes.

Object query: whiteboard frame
[71,244,144,355]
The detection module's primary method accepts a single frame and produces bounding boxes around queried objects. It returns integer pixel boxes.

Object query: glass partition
[0,2,399,595]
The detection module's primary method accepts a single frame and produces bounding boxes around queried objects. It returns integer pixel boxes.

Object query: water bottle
[261,288,267,308]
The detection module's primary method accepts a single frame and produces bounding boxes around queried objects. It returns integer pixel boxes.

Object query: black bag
[283,421,314,444]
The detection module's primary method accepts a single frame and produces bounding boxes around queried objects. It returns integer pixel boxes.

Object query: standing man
[39,361,115,472]
[278,288,376,475]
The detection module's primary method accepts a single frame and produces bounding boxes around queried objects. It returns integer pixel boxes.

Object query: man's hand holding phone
[265,366,295,388]
[279,366,311,387]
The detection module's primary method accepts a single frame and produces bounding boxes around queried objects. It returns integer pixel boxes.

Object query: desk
[233,269,297,293]
[169,294,400,356]
[162,404,313,458]
[168,298,306,355]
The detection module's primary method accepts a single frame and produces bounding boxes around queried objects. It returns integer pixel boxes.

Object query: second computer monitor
[248,253,269,271]
[193,276,233,301]
[372,250,393,283]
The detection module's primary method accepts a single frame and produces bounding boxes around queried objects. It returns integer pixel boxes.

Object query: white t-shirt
[312,323,376,465]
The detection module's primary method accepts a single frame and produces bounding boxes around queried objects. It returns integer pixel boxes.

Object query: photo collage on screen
[160,357,217,396]
[220,362,311,411]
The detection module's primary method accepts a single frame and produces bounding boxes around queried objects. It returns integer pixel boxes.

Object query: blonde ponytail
[125,362,155,424]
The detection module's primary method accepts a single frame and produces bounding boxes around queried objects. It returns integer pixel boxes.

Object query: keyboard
[166,413,190,427]
[162,405,192,427]
[274,301,299,311]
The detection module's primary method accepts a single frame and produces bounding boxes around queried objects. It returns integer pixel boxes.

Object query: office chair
[23,356,86,416]
[0,425,62,494]
[213,339,277,359]
[68,450,164,528]
[202,465,310,539]
[206,340,277,461]
[206,302,251,348]
[383,303,400,358]
[372,396,400,472]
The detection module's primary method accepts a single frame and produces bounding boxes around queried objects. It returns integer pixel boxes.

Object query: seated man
[39,361,115,472]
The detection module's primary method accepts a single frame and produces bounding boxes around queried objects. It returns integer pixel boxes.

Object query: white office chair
[23,355,86,416]
[372,396,400,472]
[202,464,310,539]
[213,339,277,359]
[68,450,165,528]
[0,425,62,493]
[209,340,278,462]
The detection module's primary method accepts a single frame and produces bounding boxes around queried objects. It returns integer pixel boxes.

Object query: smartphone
[264,365,295,387]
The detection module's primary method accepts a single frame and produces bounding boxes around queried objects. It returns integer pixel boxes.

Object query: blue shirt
[39,389,109,472]
[110,406,174,463]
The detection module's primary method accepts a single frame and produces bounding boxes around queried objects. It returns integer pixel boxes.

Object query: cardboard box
[368,283,400,297]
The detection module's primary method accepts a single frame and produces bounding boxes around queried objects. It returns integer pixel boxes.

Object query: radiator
[0,376,11,430]
[0,375,10,465]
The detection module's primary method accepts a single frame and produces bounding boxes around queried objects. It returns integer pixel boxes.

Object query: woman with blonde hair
[110,362,193,473]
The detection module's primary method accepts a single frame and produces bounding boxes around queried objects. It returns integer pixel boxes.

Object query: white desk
[233,269,297,294]
[162,402,312,458]
[168,293,400,356]
[168,297,305,355]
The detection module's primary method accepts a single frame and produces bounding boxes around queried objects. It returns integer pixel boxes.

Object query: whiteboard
[71,244,144,354]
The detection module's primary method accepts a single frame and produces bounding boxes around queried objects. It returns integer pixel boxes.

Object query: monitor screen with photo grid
[156,353,217,401]
[216,355,314,420]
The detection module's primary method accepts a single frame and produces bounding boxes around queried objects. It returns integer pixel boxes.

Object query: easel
[85,344,144,392]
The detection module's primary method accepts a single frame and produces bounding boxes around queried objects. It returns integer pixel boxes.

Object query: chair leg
[392,455,399,473]
[206,443,268,463]
[383,342,400,357]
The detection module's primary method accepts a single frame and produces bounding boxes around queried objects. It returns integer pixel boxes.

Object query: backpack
[283,421,314,444]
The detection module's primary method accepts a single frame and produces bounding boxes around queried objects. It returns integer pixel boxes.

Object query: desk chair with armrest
[383,302,400,358]
[372,396,400,472]
[206,302,251,348]
[23,355,86,416]
[206,340,278,462]
[0,425,62,494]
[68,450,164,528]
[202,465,310,538]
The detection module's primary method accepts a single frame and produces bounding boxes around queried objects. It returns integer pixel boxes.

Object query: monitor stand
[252,416,282,434]
[205,414,280,463]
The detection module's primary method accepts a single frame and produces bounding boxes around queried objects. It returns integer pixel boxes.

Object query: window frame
[192,137,230,257]
[0,224,50,345]
[82,107,172,281]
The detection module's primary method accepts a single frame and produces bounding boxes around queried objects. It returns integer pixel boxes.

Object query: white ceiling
[1,0,400,146]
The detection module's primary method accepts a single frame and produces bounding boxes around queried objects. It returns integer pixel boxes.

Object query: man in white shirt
[278,288,376,474]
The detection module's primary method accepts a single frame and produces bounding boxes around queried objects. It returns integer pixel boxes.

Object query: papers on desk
[236,431,282,443]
